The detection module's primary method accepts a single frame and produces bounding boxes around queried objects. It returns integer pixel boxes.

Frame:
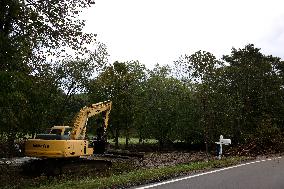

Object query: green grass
[36,156,249,189]
[108,137,158,145]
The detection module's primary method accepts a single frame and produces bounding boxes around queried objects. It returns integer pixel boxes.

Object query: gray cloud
[256,15,284,60]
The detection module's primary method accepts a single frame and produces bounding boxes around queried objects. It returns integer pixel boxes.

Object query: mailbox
[216,135,231,145]
[220,138,231,145]
[215,135,231,159]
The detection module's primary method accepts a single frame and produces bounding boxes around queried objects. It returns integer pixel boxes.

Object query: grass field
[36,157,249,189]
[108,137,158,145]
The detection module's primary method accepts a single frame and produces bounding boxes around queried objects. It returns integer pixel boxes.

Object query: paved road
[135,157,284,189]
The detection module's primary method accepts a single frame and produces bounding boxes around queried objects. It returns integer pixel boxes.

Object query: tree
[136,64,198,148]
[51,43,109,125]
[88,61,146,148]
[0,0,96,156]
[222,44,284,143]
[175,51,222,155]
[1,0,95,67]
[138,65,175,147]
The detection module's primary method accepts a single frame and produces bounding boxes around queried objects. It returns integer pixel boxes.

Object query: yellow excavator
[23,101,112,175]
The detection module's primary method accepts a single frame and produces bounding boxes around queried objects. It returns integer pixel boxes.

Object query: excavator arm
[70,101,112,140]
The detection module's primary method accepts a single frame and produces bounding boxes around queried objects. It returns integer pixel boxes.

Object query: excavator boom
[70,101,112,140]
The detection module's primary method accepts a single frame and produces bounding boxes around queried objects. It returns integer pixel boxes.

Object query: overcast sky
[82,0,284,68]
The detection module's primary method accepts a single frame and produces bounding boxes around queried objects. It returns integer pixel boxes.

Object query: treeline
[89,45,284,150]
[1,1,284,156]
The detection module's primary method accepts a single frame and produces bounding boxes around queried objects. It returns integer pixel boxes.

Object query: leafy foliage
[85,44,284,151]
[221,44,284,143]
[0,0,97,156]
[88,61,146,147]
[1,0,95,66]
[1,4,284,158]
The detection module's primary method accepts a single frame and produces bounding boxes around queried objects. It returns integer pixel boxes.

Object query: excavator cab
[49,128,64,135]
[35,126,72,140]
[49,126,72,136]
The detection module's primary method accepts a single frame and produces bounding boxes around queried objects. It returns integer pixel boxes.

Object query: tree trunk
[115,127,119,149]
[125,129,129,149]
[158,139,164,150]
[7,132,16,157]
[139,136,143,144]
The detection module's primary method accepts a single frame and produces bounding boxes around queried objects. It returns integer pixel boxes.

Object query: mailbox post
[215,135,231,159]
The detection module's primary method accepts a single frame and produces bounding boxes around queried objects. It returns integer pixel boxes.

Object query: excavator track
[21,150,144,176]
[22,156,112,176]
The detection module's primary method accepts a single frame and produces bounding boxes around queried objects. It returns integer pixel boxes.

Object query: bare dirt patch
[137,151,208,168]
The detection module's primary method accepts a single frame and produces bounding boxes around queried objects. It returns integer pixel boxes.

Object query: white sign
[215,135,231,159]
[215,135,231,145]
